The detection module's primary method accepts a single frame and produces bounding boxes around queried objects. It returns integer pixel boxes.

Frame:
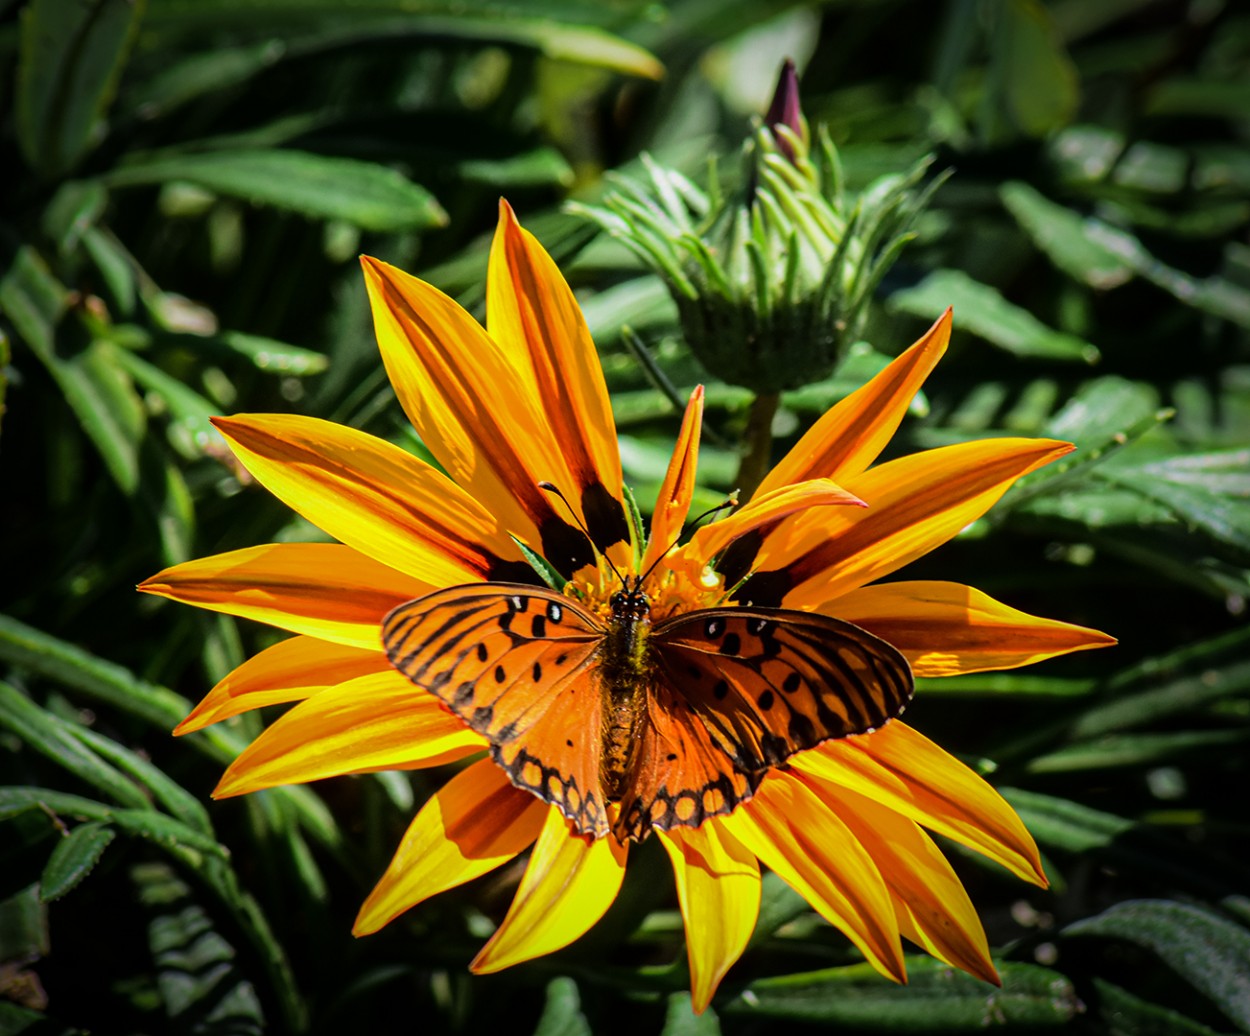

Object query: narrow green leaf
[1064,901,1250,1032]
[75,726,212,833]
[111,345,221,450]
[1091,978,1229,1036]
[996,0,1079,136]
[1000,180,1133,289]
[661,993,721,1036]
[39,821,116,902]
[1100,466,1250,565]
[1070,647,1250,740]
[109,809,228,857]
[156,328,329,376]
[0,613,190,731]
[1028,728,1249,773]
[0,683,150,810]
[532,976,592,1036]
[42,180,109,255]
[16,0,145,175]
[724,958,1079,1028]
[0,787,114,824]
[105,149,447,231]
[887,268,1100,363]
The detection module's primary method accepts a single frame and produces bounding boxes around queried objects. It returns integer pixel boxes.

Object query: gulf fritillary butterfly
[382,569,913,843]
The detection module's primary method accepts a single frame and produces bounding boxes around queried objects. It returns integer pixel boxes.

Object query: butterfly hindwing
[619,607,913,838]
[382,583,611,837]
[615,681,762,841]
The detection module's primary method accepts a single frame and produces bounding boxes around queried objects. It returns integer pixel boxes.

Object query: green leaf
[16,0,145,175]
[1000,180,1133,290]
[75,725,213,833]
[0,613,190,732]
[724,958,1079,1028]
[39,820,116,902]
[661,993,721,1036]
[0,682,151,810]
[1027,728,1250,773]
[105,149,448,231]
[134,861,266,1035]
[1091,978,1230,1036]
[887,268,1100,363]
[108,809,228,857]
[157,328,329,376]
[0,249,146,494]
[532,976,592,1036]
[1100,464,1250,566]
[993,0,1079,137]
[1070,628,1250,738]
[1064,900,1250,1032]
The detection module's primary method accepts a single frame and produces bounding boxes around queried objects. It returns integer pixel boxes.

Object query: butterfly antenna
[537,481,628,587]
[637,491,739,586]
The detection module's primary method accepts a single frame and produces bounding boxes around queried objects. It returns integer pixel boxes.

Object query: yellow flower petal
[798,775,998,985]
[688,477,865,569]
[361,255,601,577]
[488,201,631,567]
[641,386,704,577]
[756,309,950,496]
[213,670,485,798]
[470,807,629,973]
[833,581,1116,677]
[175,635,387,735]
[139,544,429,649]
[794,722,1047,886]
[739,438,1073,608]
[214,414,530,585]
[354,759,545,936]
[720,773,905,982]
[657,821,760,1014]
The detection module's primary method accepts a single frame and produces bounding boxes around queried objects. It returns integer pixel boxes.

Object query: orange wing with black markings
[614,607,913,840]
[382,583,611,837]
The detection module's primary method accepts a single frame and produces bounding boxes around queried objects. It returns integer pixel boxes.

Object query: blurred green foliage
[1,0,1248,1033]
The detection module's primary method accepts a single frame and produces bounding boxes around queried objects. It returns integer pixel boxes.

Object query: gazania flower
[140,201,1114,1012]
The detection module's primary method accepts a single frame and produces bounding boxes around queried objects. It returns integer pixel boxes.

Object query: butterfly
[382,570,913,843]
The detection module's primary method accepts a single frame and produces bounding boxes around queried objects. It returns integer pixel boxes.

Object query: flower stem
[735,391,780,501]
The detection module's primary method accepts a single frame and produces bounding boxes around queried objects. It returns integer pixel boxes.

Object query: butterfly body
[383,579,913,843]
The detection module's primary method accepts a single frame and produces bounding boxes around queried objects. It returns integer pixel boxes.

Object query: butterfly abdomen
[598,590,653,802]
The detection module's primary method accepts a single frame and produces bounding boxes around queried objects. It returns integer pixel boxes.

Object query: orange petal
[471,807,629,973]
[833,581,1116,677]
[212,670,485,798]
[488,201,631,567]
[214,414,530,585]
[175,636,387,735]
[720,773,905,982]
[798,775,998,984]
[354,759,546,935]
[361,256,606,577]
[756,309,950,495]
[139,543,429,649]
[739,438,1073,608]
[657,821,760,1014]
[793,722,1047,886]
[641,386,704,577]
[689,477,865,569]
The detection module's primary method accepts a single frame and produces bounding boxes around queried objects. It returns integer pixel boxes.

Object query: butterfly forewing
[382,583,612,837]
[617,607,912,839]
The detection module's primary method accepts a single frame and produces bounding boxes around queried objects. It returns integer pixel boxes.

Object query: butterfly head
[609,575,651,623]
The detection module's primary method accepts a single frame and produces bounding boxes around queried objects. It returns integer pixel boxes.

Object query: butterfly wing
[615,607,913,840]
[383,583,611,838]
